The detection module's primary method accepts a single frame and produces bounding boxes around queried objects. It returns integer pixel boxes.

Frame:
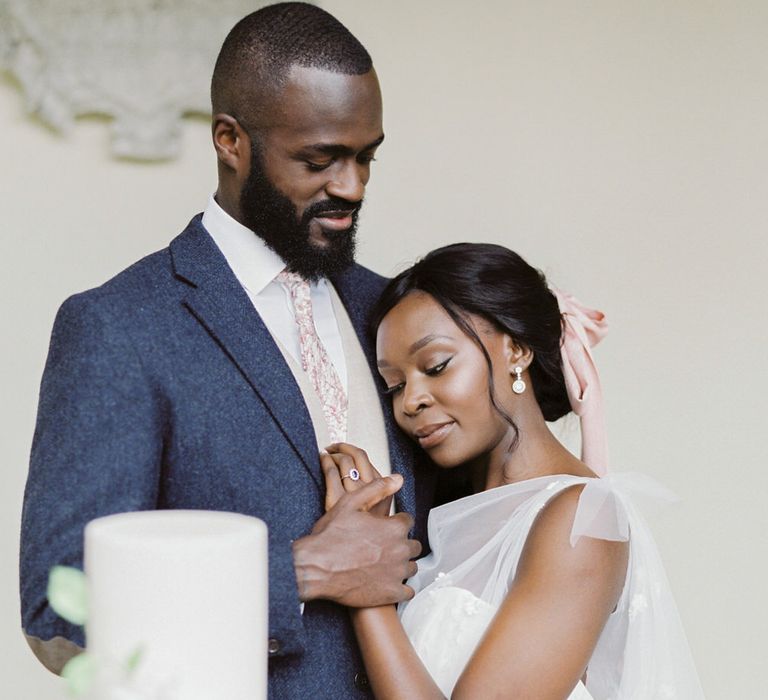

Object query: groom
[20,4,432,697]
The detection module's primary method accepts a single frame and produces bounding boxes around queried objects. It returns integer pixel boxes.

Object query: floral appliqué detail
[428,572,453,603]
[628,593,648,620]
[462,597,485,616]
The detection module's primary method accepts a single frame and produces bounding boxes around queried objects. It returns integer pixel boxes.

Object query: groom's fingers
[406,560,418,579]
[343,474,404,513]
[406,536,422,560]
[298,478,421,606]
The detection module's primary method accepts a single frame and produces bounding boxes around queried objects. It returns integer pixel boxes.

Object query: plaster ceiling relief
[0,0,277,160]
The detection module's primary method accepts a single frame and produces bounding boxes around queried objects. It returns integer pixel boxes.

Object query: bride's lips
[413,421,455,449]
[313,209,356,231]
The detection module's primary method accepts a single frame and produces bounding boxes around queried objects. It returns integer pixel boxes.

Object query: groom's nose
[325,160,367,203]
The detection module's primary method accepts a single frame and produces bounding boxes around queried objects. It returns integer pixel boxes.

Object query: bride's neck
[472,409,591,492]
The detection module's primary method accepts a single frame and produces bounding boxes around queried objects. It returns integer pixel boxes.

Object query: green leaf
[61,652,96,697]
[125,645,144,674]
[47,566,88,626]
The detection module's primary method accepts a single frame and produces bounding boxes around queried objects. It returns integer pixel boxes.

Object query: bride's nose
[402,381,432,416]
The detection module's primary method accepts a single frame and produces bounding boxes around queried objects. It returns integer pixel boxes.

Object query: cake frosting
[84,510,268,700]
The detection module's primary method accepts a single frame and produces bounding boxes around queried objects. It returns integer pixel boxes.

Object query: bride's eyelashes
[382,357,454,396]
[424,357,452,376]
[383,382,404,396]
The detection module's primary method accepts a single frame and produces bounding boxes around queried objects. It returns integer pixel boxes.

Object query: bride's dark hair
[371,242,571,423]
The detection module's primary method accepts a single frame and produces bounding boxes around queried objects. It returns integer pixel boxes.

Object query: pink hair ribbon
[551,289,609,476]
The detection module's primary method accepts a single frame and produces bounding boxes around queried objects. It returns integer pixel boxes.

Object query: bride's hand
[321,443,394,516]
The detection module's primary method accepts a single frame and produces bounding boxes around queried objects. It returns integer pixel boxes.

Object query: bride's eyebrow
[377,334,455,368]
[407,334,453,355]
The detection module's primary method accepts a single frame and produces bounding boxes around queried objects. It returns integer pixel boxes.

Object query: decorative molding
[0,0,274,160]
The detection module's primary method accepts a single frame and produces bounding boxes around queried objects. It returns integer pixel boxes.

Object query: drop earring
[512,366,526,394]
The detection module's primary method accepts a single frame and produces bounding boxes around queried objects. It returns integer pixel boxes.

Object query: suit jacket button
[267,638,281,655]
[354,671,370,690]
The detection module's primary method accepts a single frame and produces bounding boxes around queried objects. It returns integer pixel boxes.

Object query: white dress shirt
[201,195,348,390]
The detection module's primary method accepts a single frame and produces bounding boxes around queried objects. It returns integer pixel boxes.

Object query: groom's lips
[313,209,356,231]
[413,421,455,449]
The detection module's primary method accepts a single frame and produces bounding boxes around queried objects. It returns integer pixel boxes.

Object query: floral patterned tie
[277,270,348,444]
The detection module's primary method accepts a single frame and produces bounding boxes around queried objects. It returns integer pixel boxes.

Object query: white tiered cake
[84,510,268,700]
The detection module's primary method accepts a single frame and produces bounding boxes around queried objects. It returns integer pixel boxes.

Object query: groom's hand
[292,476,421,607]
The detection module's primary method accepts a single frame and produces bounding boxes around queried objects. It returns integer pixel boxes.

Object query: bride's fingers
[320,452,346,510]
[325,442,380,482]
[326,446,399,515]
[329,453,367,492]
[324,446,398,516]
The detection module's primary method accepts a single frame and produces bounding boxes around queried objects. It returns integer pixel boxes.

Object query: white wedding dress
[399,473,705,699]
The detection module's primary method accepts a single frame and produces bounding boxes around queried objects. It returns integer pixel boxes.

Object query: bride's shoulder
[527,480,588,546]
[518,481,629,590]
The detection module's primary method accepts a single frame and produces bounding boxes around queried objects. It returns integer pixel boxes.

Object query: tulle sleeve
[570,472,680,547]
[570,473,706,699]
[402,474,705,698]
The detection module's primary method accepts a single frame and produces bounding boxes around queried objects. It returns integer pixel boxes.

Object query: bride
[321,243,704,699]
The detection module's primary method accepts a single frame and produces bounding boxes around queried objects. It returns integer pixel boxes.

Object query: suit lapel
[169,217,322,488]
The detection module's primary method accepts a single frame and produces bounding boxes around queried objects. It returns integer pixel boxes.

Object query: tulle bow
[570,472,680,546]
[551,288,609,475]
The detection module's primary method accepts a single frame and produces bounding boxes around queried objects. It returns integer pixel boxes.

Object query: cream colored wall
[2,2,765,697]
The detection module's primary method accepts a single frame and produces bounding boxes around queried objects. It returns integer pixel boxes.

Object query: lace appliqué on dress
[401,586,496,698]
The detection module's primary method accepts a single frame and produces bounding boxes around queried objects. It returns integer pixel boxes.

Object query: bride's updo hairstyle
[372,243,571,423]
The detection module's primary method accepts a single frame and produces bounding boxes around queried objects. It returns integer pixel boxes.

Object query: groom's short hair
[211,2,372,120]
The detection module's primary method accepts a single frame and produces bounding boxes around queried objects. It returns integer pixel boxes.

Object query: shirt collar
[201,194,286,295]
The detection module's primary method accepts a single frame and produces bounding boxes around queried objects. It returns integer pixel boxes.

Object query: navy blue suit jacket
[20,216,434,698]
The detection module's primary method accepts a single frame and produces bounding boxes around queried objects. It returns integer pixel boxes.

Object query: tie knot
[276,269,312,301]
[276,269,313,320]
[276,269,307,290]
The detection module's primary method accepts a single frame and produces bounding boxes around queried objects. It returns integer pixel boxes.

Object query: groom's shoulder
[54,215,203,327]
[345,262,390,295]
[332,262,391,319]
[92,213,205,297]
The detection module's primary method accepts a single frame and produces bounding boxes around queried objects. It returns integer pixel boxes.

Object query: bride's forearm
[351,606,445,700]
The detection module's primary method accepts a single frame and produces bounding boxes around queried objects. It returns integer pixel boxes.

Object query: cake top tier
[86,510,267,552]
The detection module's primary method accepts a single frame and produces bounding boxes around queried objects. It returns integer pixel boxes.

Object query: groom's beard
[239,144,361,282]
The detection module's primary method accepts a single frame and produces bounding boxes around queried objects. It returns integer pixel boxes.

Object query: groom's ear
[501,335,533,373]
[212,113,250,174]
